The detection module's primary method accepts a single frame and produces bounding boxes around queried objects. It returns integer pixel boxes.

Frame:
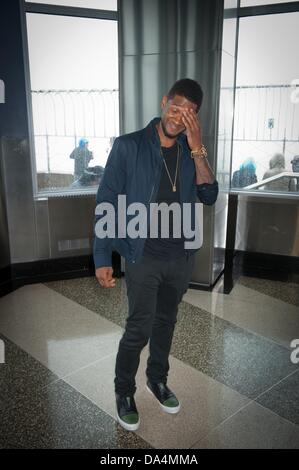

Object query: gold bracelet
[191,145,208,159]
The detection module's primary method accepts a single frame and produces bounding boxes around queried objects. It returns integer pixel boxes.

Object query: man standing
[94,79,218,431]
[69,138,93,180]
[289,155,299,192]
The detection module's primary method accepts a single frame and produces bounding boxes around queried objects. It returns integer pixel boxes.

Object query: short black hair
[167,78,203,110]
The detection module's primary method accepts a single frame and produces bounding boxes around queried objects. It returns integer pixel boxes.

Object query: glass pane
[26,13,119,193]
[241,0,299,6]
[25,0,117,10]
[217,0,238,191]
[231,12,299,193]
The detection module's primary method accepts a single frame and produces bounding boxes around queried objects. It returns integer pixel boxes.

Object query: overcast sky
[26,13,118,90]
[237,12,299,86]
[27,8,299,91]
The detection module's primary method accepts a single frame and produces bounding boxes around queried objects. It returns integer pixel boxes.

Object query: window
[217,1,238,190]
[26,12,119,194]
[231,11,299,192]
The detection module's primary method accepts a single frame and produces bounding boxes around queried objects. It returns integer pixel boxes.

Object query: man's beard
[161,120,184,139]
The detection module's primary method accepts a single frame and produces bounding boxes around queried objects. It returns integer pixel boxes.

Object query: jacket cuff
[196,179,218,190]
[196,180,219,205]
[93,250,112,269]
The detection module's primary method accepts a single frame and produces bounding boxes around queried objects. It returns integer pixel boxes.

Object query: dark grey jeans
[114,253,195,396]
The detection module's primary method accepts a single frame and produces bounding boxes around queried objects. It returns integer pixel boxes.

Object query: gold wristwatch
[190,145,208,159]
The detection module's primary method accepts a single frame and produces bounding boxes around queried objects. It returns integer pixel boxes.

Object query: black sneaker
[116,394,140,431]
[146,381,180,414]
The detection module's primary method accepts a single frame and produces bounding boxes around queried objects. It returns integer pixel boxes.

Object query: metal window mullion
[228,0,240,189]
[25,2,118,20]
[238,2,299,18]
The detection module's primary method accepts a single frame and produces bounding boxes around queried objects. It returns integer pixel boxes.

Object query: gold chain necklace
[160,144,181,192]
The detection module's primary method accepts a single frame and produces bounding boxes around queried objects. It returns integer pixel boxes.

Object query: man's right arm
[93,138,126,288]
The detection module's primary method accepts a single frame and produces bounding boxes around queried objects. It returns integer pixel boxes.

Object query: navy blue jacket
[93,117,218,269]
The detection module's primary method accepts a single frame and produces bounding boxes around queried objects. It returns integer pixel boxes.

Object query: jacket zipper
[132,151,162,262]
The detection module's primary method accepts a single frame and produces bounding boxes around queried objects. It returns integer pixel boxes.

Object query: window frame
[20,0,119,198]
[226,0,299,198]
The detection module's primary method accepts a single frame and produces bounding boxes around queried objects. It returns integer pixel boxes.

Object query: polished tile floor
[0,272,298,449]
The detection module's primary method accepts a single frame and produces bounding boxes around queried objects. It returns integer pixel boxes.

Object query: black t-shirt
[143,143,185,259]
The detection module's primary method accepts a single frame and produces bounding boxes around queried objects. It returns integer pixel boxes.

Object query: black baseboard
[217,250,299,294]
[233,250,299,280]
[0,252,122,298]
[1,250,297,298]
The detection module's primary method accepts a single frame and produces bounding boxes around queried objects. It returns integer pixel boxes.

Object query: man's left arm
[182,108,219,205]
[194,156,218,205]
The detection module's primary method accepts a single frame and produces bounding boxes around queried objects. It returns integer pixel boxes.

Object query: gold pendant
[173,185,176,192]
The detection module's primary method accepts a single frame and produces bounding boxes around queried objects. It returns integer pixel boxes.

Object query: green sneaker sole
[116,410,140,431]
[146,385,181,414]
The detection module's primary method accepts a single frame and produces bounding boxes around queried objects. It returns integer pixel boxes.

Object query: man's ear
[161,95,168,110]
